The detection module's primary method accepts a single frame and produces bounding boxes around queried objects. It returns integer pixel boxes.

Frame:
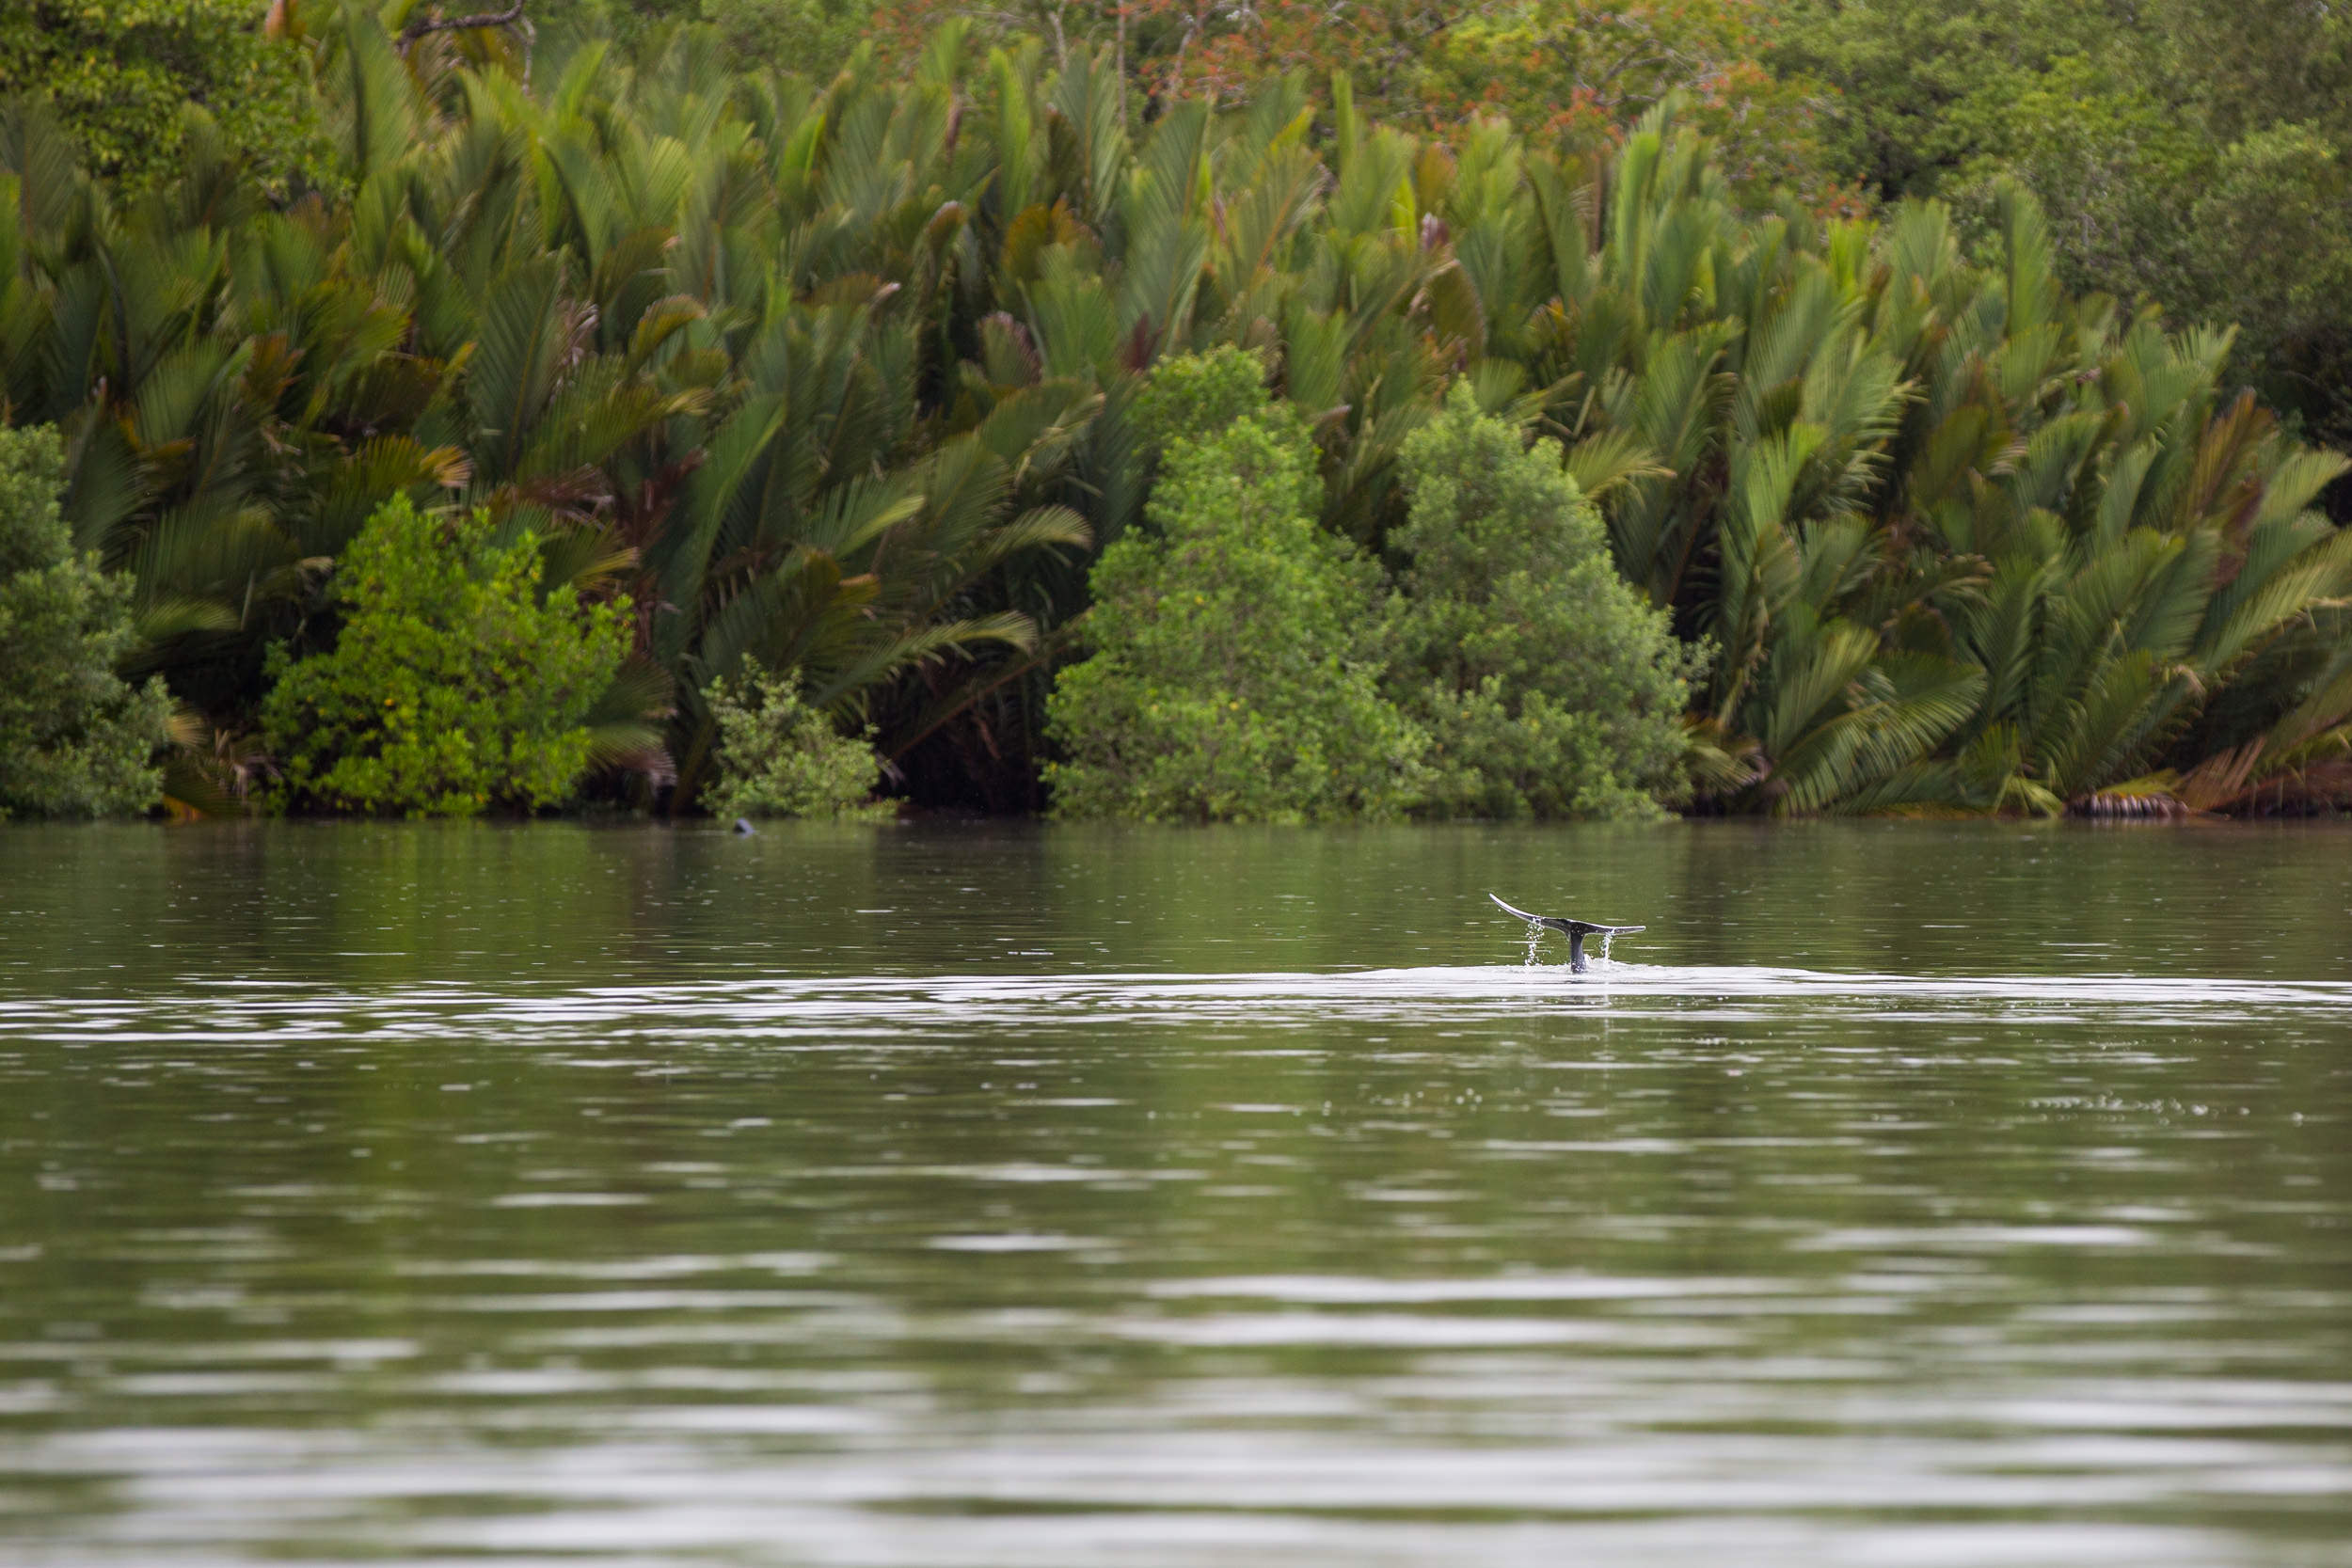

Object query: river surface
[2,820,2348,1566]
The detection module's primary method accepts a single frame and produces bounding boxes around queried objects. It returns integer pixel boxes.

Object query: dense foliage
[262,497,632,816]
[0,426,172,819]
[1391,384,1700,820]
[1768,0,2352,457]
[3,5,2349,819]
[0,0,326,194]
[535,0,873,77]
[703,659,887,818]
[1046,352,1428,822]
[868,0,1837,203]
[1048,357,1706,821]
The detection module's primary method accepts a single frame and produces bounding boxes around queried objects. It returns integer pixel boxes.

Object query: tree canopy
[261,498,633,816]
[0,426,172,819]
[1391,384,1700,820]
[2,5,2349,819]
[1046,351,1429,822]
[0,0,326,193]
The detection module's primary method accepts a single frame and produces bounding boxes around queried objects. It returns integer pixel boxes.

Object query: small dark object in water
[1488,893,1645,973]
[733,817,756,835]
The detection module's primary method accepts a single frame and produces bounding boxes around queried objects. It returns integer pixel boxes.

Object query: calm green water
[2,820,2349,1567]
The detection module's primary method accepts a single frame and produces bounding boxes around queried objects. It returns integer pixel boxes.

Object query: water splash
[1520,918,1545,968]
[1598,930,1617,966]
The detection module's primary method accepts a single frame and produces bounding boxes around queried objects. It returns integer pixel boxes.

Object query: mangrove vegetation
[3,1,2350,820]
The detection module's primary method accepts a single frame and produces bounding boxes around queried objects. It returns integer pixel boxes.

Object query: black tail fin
[1488,894,1645,972]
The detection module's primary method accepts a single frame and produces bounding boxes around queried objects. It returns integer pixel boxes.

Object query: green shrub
[0,426,172,819]
[1045,358,1429,823]
[1391,384,1702,819]
[261,498,630,816]
[0,0,326,194]
[1129,346,1277,456]
[702,659,889,819]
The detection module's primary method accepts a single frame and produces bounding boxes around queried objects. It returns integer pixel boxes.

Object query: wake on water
[8,942,2346,1042]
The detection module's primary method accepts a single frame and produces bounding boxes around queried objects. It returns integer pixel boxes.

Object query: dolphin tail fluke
[1488,894,1645,972]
